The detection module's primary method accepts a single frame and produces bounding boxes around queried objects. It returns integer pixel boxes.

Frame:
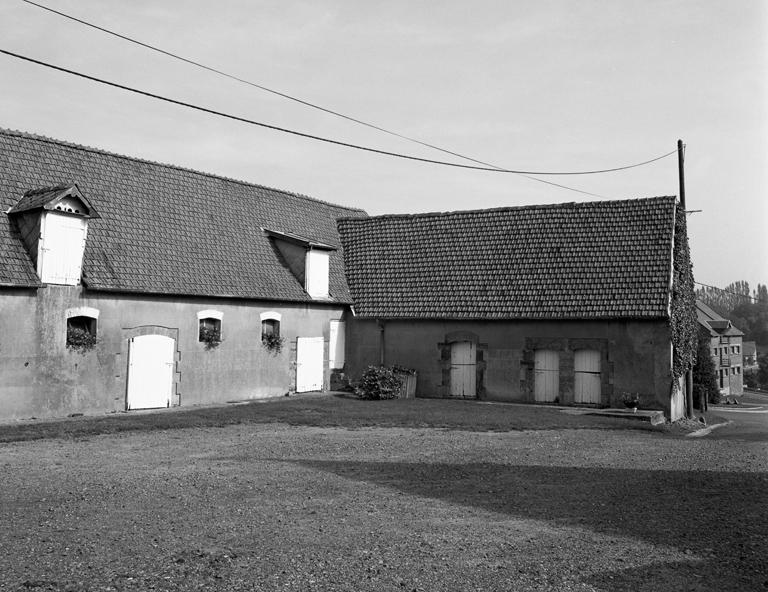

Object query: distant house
[0,129,364,421]
[742,341,758,370]
[695,300,744,396]
[338,197,693,420]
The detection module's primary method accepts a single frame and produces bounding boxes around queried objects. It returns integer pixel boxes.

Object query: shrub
[744,368,758,390]
[66,326,97,353]
[199,326,222,350]
[262,333,284,355]
[692,331,720,407]
[621,392,640,409]
[355,366,403,400]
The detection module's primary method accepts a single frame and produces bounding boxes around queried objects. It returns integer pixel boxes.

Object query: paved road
[704,390,768,442]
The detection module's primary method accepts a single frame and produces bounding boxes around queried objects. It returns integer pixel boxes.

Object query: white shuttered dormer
[8,185,99,287]
[39,211,88,285]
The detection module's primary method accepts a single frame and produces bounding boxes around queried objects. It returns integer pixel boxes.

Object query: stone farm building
[1,128,694,422]
[0,129,364,420]
[338,198,692,420]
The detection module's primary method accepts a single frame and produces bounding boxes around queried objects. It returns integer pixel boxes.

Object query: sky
[1,0,766,290]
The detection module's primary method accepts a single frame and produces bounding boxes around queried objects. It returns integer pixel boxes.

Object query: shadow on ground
[294,460,768,590]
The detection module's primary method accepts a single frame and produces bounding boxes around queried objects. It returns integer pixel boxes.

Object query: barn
[338,197,694,420]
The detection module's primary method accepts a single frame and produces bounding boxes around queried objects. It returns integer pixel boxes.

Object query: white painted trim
[197,309,223,320]
[260,311,282,322]
[66,306,100,319]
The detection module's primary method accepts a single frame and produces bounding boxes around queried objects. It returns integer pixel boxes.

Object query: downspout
[377,319,386,366]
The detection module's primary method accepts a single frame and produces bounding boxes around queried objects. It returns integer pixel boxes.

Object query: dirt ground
[0,399,766,591]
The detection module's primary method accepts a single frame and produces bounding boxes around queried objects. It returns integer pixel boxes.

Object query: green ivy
[669,204,697,388]
[199,326,222,350]
[262,333,284,355]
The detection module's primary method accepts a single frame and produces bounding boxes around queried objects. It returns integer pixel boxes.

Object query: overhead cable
[1,49,678,177]
[694,281,761,303]
[17,1,671,194]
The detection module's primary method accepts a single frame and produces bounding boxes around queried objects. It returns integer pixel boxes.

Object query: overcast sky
[1,0,766,290]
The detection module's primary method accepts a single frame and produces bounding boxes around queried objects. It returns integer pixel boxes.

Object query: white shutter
[305,250,330,299]
[39,212,87,285]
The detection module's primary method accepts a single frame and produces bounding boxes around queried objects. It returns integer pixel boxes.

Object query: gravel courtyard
[0,398,766,591]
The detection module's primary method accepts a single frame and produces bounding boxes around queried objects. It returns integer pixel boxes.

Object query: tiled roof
[338,197,678,319]
[0,129,366,301]
[696,300,745,337]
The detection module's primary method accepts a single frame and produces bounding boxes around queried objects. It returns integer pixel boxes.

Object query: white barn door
[450,341,476,398]
[574,350,601,404]
[297,337,324,392]
[534,349,559,402]
[126,335,175,410]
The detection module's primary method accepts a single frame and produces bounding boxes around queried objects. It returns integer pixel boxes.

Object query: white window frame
[197,309,223,321]
[66,306,100,320]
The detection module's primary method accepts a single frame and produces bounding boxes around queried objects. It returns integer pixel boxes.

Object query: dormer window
[7,184,99,286]
[264,229,335,300]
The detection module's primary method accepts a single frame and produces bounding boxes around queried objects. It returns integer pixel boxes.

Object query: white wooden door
[534,349,559,402]
[297,337,324,392]
[574,349,601,404]
[329,320,345,369]
[450,341,476,398]
[126,334,175,410]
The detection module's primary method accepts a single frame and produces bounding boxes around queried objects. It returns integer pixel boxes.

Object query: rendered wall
[0,286,347,420]
[346,317,679,418]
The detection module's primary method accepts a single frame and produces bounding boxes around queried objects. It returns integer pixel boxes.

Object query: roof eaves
[83,284,353,305]
[263,228,337,251]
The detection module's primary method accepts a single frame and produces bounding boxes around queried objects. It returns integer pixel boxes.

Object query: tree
[757,354,768,390]
[692,331,720,407]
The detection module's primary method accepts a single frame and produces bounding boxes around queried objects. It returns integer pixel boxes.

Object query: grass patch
[0,395,666,443]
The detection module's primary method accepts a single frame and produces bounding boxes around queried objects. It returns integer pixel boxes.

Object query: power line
[695,281,761,303]
[16,1,670,196]
[1,49,677,178]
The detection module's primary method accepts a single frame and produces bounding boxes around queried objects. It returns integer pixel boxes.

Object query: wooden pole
[678,139,686,209]
[679,139,695,418]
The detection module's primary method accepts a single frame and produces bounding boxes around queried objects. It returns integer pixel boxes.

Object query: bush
[355,366,403,400]
[199,327,222,350]
[262,333,284,355]
[66,326,97,353]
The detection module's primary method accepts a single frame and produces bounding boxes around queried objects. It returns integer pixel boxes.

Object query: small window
[736,366,741,375]
[712,348,717,356]
[262,318,280,340]
[66,315,97,352]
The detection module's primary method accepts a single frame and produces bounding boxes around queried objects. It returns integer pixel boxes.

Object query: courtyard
[0,396,766,591]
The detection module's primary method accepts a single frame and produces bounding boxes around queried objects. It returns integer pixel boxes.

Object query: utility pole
[678,139,695,419]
